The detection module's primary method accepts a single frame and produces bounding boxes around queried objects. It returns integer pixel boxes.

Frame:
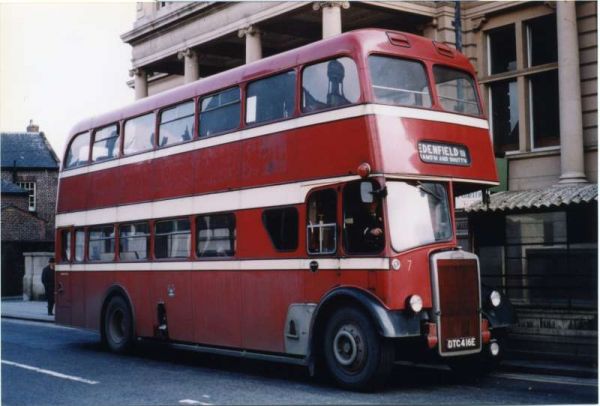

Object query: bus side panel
[119,161,154,209]
[84,272,114,331]
[153,154,195,201]
[56,176,88,213]
[55,272,71,326]
[70,272,86,327]
[193,142,243,192]
[240,270,304,352]
[151,271,194,342]
[304,270,340,303]
[192,271,242,348]
[383,250,435,310]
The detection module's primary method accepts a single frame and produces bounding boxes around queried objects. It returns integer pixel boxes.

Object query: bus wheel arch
[309,288,395,390]
[100,285,136,354]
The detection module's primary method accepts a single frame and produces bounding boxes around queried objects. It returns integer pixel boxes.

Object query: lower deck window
[197,213,235,257]
[120,222,150,261]
[307,189,337,254]
[88,226,115,262]
[155,218,190,259]
[61,230,71,262]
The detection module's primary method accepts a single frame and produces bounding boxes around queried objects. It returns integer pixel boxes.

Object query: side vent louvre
[386,32,411,48]
[433,41,455,58]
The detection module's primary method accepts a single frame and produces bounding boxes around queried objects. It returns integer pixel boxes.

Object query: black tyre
[323,307,394,391]
[103,295,134,354]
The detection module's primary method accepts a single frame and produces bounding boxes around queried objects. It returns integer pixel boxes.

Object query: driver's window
[343,180,385,254]
[307,189,337,255]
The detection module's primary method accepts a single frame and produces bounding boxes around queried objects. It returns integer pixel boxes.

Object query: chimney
[26,119,39,133]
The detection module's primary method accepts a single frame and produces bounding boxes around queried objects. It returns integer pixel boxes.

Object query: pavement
[2,298,597,380]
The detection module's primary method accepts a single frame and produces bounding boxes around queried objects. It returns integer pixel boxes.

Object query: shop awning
[465,183,598,213]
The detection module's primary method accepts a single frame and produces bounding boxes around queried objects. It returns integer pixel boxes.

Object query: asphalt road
[1,319,597,406]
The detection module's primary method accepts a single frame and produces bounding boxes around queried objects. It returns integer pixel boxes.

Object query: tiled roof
[1,180,28,195]
[466,183,598,213]
[1,132,59,169]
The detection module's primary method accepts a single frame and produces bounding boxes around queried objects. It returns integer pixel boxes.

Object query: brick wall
[1,169,58,240]
[1,206,46,241]
[2,194,29,212]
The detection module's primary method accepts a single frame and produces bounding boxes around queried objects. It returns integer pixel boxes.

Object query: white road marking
[1,360,99,385]
[179,400,213,405]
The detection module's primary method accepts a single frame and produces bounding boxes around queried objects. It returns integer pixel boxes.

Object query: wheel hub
[333,324,365,371]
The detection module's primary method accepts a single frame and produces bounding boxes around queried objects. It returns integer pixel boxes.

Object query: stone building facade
[1,123,60,296]
[119,1,597,362]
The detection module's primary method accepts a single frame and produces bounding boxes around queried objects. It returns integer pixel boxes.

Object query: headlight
[490,290,501,307]
[408,294,423,313]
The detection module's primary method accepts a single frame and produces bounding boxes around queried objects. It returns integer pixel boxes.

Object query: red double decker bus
[55,29,512,389]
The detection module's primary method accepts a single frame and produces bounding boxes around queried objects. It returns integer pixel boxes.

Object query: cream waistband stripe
[55,258,390,272]
[60,104,489,179]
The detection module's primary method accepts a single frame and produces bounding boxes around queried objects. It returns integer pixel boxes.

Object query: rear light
[408,294,423,313]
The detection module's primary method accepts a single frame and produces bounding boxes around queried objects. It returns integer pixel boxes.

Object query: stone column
[178,48,200,83]
[557,1,587,183]
[130,68,148,100]
[313,1,349,39]
[238,26,262,64]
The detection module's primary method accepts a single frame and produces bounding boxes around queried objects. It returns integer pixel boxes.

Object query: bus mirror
[360,182,374,203]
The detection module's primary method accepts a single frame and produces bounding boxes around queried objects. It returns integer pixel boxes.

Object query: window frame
[300,54,362,116]
[261,206,299,252]
[198,86,242,138]
[195,212,236,258]
[366,52,434,110]
[64,131,91,170]
[245,68,299,128]
[158,99,196,148]
[153,216,192,260]
[91,122,121,163]
[432,64,483,118]
[87,224,116,263]
[122,111,157,157]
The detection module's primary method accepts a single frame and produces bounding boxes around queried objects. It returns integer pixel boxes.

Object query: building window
[88,225,115,262]
[302,57,360,113]
[159,101,194,147]
[199,88,240,137]
[119,222,150,261]
[487,25,516,75]
[246,71,296,125]
[155,218,190,259]
[196,213,235,257]
[262,208,298,251]
[16,182,36,212]
[484,13,559,153]
[123,113,155,156]
[490,80,519,153]
[92,124,120,162]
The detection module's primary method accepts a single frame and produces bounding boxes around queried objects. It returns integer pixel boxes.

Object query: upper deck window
[302,57,360,113]
[92,124,120,162]
[433,67,481,116]
[368,55,431,108]
[200,87,240,137]
[124,113,155,156]
[65,132,90,169]
[159,101,194,147]
[246,70,296,125]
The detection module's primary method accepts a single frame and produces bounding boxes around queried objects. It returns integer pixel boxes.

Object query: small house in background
[1,121,60,297]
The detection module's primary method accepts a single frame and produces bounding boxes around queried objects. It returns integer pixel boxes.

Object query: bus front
[363,36,509,370]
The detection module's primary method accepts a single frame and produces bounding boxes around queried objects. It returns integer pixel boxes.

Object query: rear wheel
[102,295,134,354]
[323,307,394,391]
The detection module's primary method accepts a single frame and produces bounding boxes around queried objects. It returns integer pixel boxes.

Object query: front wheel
[102,295,134,354]
[323,307,394,391]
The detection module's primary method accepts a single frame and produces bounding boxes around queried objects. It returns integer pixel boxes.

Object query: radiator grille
[435,258,481,356]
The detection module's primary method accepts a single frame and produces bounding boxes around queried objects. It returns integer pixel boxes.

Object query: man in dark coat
[41,257,55,315]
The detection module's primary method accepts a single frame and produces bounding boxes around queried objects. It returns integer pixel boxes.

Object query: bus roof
[66,28,475,143]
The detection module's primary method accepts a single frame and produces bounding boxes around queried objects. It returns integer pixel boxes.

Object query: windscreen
[368,55,431,107]
[386,181,452,252]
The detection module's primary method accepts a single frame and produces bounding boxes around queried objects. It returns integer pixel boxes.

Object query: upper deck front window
[433,66,481,116]
[302,57,360,113]
[65,132,90,169]
[386,181,452,252]
[368,55,431,108]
